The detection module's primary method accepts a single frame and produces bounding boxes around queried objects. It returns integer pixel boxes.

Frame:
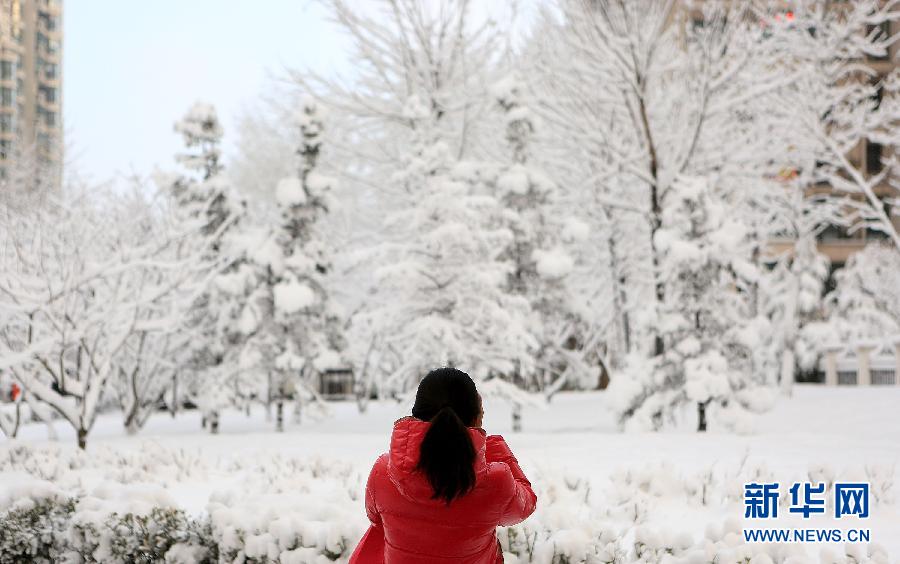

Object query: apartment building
[0,0,62,187]
[814,8,898,286]
[755,4,898,284]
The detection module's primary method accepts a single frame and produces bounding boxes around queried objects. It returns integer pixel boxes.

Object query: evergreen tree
[163,102,249,433]
[610,176,774,432]
[489,75,580,394]
[242,98,346,432]
[357,95,537,393]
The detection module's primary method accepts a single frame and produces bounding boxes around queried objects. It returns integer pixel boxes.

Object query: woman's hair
[412,367,480,504]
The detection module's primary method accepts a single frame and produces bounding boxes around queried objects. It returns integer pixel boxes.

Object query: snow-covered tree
[0,186,214,448]
[290,0,530,393]
[112,187,189,433]
[763,234,831,395]
[770,1,900,252]
[488,74,583,395]
[530,0,804,369]
[825,243,900,343]
[609,177,773,432]
[355,94,538,393]
[240,98,346,432]
[160,102,250,433]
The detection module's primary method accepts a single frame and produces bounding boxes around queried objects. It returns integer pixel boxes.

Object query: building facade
[761,3,898,286]
[0,0,62,186]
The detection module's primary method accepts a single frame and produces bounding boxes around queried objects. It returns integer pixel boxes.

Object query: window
[865,80,884,174]
[43,62,57,80]
[866,141,883,174]
[0,87,13,107]
[0,61,12,80]
[0,114,12,133]
[36,33,58,55]
[0,139,10,159]
[866,202,893,240]
[37,107,55,127]
[37,132,51,153]
[818,224,854,241]
[40,85,56,104]
[38,12,57,31]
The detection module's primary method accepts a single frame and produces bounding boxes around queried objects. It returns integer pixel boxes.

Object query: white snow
[274,279,316,314]
[497,165,531,195]
[312,349,344,372]
[2,385,898,561]
[306,172,337,196]
[532,247,574,279]
[561,217,590,243]
[276,177,306,207]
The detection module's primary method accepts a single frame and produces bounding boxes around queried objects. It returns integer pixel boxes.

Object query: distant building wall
[0,0,62,189]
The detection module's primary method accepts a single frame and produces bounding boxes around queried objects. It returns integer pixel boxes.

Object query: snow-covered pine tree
[243,98,345,432]
[286,0,526,395]
[610,176,774,432]
[764,234,831,395]
[358,94,537,394]
[489,74,580,398]
[162,102,249,433]
[791,237,831,371]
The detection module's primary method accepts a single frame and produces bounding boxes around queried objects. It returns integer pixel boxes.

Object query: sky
[63,0,353,184]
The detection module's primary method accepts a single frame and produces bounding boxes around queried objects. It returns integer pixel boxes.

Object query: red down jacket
[349,416,537,564]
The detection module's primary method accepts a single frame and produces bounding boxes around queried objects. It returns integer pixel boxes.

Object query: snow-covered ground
[3,385,900,561]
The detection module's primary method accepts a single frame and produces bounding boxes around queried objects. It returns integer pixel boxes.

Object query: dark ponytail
[412,367,481,504]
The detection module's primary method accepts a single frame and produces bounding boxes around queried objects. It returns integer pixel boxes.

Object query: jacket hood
[386,416,488,502]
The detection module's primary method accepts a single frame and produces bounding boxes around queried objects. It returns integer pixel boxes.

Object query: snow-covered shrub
[0,497,75,563]
[67,507,215,564]
[0,442,895,563]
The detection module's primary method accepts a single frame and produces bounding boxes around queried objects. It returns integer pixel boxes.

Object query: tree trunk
[697,401,708,432]
[209,411,219,434]
[77,428,87,450]
[637,89,664,358]
[124,399,139,435]
[125,417,140,436]
[265,373,273,422]
[276,401,284,432]
[606,230,632,360]
[170,374,178,418]
[511,403,522,433]
[780,348,795,397]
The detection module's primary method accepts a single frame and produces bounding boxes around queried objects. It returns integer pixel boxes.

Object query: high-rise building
[0,0,62,186]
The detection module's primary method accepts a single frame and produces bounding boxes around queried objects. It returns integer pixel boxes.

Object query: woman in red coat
[349,367,537,564]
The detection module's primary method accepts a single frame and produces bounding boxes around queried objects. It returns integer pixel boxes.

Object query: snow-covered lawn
[3,385,899,562]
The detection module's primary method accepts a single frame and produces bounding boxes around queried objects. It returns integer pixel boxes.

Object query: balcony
[39,0,61,16]
[39,98,59,112]
[39,47,61,63]
[38,18,61,39]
